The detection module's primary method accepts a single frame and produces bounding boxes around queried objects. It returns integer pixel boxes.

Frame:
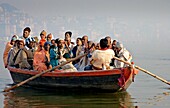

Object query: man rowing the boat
[114,42,132,68]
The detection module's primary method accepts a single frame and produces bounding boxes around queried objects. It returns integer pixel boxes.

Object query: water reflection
[3,87,137,108]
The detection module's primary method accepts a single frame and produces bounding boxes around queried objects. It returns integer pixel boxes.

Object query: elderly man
[114,42,132,68]
[14,38,32,69]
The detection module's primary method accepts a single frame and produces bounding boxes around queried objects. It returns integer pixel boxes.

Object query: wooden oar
[113,56,170,85]
[3,53,88,92]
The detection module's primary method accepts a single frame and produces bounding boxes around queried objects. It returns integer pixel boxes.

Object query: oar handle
[3,53,88,92]
[113,56,170,85]
[134,65,170,85]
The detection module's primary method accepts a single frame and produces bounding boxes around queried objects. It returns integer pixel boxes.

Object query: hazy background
[0,0,169,58]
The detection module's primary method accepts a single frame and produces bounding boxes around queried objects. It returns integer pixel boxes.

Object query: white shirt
[91,49,115,69]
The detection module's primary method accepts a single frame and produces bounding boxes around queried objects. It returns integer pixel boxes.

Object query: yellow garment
[3,42,13,67]
[33,50,47,72]
[91,49,115,69]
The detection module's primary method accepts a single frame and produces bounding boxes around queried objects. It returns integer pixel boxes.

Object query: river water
[0,40,170,108]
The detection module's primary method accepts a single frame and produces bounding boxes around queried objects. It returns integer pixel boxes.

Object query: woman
[3,35,17,68]
[33,42,52,72]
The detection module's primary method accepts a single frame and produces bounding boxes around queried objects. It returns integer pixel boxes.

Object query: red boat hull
[8,66,138,92]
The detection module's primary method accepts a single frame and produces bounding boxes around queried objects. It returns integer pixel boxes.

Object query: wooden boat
[7,66,138,92]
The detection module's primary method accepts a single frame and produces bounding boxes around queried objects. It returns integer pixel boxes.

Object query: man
[23,27,31,43]
[14,39,32,69]
[82,35,88,52]
[47,33,53,42]
[64,31,74,59]
[114,42,132,68]
[105,36,112,49]
[84,38,115,70]
[24,37,36,68]
[57,38,77,72]
[39,30,47,46]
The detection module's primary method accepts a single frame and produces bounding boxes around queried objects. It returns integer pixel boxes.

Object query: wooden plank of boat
[8,66,138,92]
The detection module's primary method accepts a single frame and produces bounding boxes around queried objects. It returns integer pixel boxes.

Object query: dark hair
[65,31,72,37]
[100,38,108,49]
[55,38,59,44]
[76,37,82,41]
[23,27,31,33]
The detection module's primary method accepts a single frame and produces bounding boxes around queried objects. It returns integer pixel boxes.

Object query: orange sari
[33,49,47,72]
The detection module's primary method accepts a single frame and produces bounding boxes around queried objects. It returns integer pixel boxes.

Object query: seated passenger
[50,40,59,68]
[72,37,83,64]
[3,35,17,68]
[14,39,32,69]
[44,42,52,69]
[64,31,74,59]
[39,30,47,47]
[84,38,115,70]
[114,42,132,68]
[33,42,51,72]
[47,33,53,42]
[57,38,77,72]
[23,37,36,68]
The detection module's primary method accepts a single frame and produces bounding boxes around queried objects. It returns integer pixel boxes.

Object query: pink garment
[3,42,13,67]
[33,49,47,72]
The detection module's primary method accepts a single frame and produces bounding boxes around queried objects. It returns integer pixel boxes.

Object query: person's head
[65,31,72,42]
[112,40,117,46]
[57,38,65,49]
[44,41,51,51]
[40,30,47,39]
[100,38,108,49]
[95,43,100,50]
[23,27,31,39]
[87,41,94,48]
[115,42,123,52]
[26,37,35,49]
[18,39,25,49]
[105,36,112,48]
[82,35,88,45]
[51,39,56,46]
[10,35,18,45]
[76,38,82,46]
[47,33,53,42]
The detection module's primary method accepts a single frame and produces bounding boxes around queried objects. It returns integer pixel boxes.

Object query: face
[82,36,88,44]
[18,41,24,49]
[76,39,82,46]
[28,41,34,49]
[65,33,71,39]
[51,40,55,45]
[116,47,121,52]
[44,44,50,51]
[96,43,100,49]
[47,36,52,41]
[40,34,46,39]
[58,40,65,48]
[23,30,30,38]
[10,40,15,45]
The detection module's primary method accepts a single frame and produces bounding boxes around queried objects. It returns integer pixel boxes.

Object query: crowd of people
[3,27,132,72]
